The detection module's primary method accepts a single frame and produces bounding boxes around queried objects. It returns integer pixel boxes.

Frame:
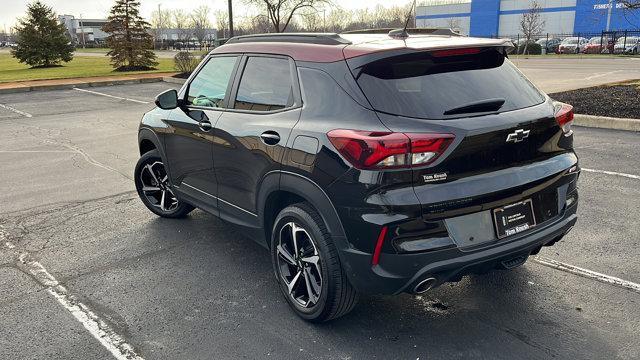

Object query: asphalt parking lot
[513,56,640,92]
[0,78,638,359]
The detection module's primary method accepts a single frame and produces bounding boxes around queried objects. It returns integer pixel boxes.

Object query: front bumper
[336,192,578,295]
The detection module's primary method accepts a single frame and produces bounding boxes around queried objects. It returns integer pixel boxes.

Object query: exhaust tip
[413,277,437,294]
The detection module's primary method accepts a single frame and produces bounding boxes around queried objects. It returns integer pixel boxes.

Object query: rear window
[353,49,545,119]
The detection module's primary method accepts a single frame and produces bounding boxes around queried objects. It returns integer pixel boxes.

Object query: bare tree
[245,0,330,32]
[150,7,173,43]
[172,9,191,41]
[619,0,640,9]
[446,17,462,33]
[326,7,352,32]
[191,5,212,45]
[520,1,545,55]
[214,9,229,38]
[299,9,323,31]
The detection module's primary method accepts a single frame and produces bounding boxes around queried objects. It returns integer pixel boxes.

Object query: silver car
[558,37,588,54]
[613,37,639,54]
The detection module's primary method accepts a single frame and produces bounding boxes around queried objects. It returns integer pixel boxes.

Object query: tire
[271,202,358,322]
[134,149,194,218]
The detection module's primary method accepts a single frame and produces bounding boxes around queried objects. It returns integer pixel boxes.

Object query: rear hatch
[347,45,576,221]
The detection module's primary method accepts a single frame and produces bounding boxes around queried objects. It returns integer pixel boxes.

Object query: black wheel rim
[139,161,179,212]
[276,222,322,308]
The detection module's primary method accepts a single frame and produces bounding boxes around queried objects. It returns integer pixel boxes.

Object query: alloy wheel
[276,222,323,308]
[139,161,179,212]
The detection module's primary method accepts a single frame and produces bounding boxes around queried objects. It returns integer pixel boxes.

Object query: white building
[59,15,109,44]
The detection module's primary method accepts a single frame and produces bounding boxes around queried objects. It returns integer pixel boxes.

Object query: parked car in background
[613,36,640,54]
[582,37,605,54]
[536,38,561,53]
[558,37,588,54]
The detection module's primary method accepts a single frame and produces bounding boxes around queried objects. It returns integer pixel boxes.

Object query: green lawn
[0,54,175,83]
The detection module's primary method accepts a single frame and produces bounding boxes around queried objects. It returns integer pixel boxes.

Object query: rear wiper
[443,98,506,116]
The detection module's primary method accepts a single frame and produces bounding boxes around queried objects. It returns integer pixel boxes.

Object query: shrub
[516,42,542,55]
[174,52,199,74]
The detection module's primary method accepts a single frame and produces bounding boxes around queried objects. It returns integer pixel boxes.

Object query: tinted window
[187,56,238,108]
[234,57,294,112]
[354,49,545,119]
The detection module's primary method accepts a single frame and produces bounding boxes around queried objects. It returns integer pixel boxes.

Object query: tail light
[327,129,454,170]
[554,102,574,136]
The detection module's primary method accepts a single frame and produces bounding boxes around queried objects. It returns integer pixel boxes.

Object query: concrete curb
[162,76,186,85]
[574,114,640,132]
[0,77,167,95]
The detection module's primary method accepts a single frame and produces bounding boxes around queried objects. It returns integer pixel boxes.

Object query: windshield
[353,48,545,120]
[563,39,579,44]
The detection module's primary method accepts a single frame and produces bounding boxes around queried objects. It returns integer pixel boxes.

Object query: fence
[496,30,640,55]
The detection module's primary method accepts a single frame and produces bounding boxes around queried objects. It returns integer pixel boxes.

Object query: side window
[187,56,238,108]
[234,57,294,112]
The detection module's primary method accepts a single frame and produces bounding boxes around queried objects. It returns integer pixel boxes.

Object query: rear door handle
[260,131,280,145]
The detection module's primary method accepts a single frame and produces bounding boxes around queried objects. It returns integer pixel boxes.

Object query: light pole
[606,0,613,31]
[79,13,86,48]
[228,0,234,38]
[158,3,163,49]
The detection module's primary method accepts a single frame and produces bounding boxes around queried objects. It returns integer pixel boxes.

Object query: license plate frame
[493,199,537,239]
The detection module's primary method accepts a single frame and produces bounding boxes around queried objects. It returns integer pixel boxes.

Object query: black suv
[135,32,579,322]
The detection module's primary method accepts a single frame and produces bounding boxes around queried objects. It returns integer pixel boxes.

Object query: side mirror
[155,89,179,110]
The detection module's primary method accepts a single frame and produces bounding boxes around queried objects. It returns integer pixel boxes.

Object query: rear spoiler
[343,37,515,61]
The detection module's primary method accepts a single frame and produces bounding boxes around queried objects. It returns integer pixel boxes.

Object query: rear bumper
[336,199,577,295]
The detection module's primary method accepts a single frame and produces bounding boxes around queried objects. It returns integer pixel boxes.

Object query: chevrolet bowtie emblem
[506,129,530,143]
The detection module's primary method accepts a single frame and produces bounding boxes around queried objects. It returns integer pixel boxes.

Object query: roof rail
[225,33,352,45]
[342,28,462,37]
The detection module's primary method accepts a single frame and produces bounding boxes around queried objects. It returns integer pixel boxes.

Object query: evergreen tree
[103,0,158,71]
[12,1,74,68]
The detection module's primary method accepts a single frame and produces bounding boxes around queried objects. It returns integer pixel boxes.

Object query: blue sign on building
[416,0,640,36]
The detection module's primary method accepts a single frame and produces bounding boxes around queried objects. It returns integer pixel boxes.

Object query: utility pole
[606,0,613,31]
[79,13,86,48]
[158,3,163,49]
[323,9,326,32]
[228,0,234,38]
[413,0,417,28]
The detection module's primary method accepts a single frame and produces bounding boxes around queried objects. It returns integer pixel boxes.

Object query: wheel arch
[138,128,163,156]
[258,171,347,248]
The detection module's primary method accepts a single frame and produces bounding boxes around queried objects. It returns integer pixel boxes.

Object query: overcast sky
[2,0,408,30]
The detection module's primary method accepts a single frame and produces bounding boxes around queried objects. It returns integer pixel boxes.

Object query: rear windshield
[353,48,545,119]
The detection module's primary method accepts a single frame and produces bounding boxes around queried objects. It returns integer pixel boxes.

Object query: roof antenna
[389,0,416,39]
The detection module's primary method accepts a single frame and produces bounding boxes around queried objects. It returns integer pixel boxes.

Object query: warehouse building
[58,15,109,44]
[416,0,640,37]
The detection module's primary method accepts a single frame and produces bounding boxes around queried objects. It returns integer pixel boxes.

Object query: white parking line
[582,168,640,180]
[0,103,32,118]
[17,251,145,360]
[533,257,640,293]
[73,87,149,104]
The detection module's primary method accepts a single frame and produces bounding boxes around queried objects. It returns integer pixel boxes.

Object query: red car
[582,37,604,53]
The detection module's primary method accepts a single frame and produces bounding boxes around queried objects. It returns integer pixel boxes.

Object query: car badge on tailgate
[506,129,530,143]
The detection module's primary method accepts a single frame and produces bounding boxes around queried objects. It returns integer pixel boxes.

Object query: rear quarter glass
[350,48,545,120]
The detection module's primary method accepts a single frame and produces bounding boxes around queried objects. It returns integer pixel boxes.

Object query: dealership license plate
[493,199,537,239]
